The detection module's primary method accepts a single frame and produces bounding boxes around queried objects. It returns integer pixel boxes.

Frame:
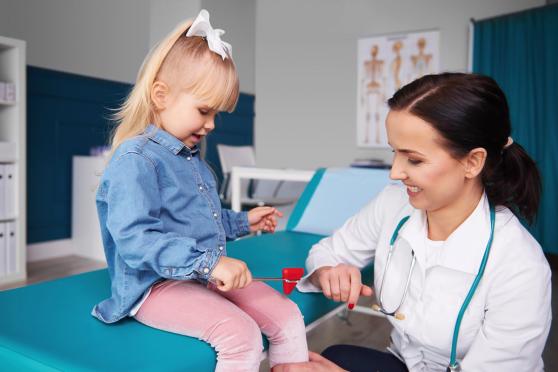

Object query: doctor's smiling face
[386,110,481,213]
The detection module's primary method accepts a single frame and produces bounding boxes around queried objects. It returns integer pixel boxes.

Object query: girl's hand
[248,206,283,233]
[310,264,373,308]
[272,351,348,372]
[210,256,252,291]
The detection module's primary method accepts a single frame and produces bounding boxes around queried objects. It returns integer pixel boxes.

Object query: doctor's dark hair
[387,73,541,224]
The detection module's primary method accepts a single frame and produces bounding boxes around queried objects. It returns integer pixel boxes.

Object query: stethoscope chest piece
[447,362,461,371]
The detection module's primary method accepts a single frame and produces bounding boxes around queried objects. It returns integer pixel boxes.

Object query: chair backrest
[286,167,394,236]
[216,144,257,201]
[217,144,256,173]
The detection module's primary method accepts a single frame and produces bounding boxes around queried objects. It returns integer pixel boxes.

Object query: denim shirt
[92,124,250,323]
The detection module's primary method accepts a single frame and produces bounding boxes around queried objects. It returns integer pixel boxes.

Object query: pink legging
[134,280,308,371]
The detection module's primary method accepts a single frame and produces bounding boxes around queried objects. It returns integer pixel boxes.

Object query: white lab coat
[297,184,552,372]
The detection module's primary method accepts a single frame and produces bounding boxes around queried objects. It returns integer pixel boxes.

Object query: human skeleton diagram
[411,37,432,80]
[361,45,385,145]
[390,40,404,91]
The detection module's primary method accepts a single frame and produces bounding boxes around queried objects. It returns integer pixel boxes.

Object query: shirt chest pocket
[420,268,485,355]
[204,177,218,192]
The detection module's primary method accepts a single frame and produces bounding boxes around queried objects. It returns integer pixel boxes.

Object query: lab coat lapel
[440,194,491,275]
[398,207,428,277]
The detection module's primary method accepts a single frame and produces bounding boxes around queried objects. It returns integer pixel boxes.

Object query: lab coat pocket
[421,268,485,354]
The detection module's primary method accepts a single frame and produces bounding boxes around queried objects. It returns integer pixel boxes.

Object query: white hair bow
[186,9,232,60]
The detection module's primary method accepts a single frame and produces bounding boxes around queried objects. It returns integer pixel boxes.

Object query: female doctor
[277,73,552,372]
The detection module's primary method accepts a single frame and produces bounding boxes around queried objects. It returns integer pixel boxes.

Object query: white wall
[254,0,545,170]
[0,0,150,83]
[149,0,201,49]
[0,0,255,92]
[1,0,542,167]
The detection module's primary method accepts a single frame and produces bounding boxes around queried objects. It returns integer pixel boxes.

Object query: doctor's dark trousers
[322,344,409,372]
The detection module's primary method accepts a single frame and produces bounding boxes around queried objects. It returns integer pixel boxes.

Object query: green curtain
[473,5,558,254]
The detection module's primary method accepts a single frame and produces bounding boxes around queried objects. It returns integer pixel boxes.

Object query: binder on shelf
[7,221,16,274]
[5,82,16,102]
[4,164,15,218]
[0,223,6,277]
[0,164,5,219]
[0,82,15,103]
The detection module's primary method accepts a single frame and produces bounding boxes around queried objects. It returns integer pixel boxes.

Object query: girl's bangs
[187,56,239,112]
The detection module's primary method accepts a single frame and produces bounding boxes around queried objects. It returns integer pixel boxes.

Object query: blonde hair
[110,18,239,155]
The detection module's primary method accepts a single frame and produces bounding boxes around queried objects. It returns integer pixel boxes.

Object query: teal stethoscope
[372,205,495,372]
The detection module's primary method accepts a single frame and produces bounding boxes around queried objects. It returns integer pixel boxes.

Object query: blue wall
[27,66,254,244]
[204,94,255,184]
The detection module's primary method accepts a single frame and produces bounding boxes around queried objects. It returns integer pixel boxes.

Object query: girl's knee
[280,297,305,326]
[207,315,263,357]
[265,299,306,343]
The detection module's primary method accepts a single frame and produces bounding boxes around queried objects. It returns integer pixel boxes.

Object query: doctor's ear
[151,81,170,110]
[462,147,487,179]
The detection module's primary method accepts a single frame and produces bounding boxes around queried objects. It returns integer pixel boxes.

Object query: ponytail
[109,19,194,157]
[483,142,541,224]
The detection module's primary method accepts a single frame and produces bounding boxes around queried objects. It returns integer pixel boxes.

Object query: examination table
[0,167,390,371]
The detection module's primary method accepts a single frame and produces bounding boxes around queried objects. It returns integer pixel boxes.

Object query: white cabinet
[0,36,26,286]
[72,156,106,262]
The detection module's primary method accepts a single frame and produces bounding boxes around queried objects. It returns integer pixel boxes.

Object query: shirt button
[187,156,191,161]
[203,267,209,274]
[219,246,224,251]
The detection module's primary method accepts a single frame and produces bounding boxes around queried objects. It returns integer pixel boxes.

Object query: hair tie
[186,9,232,60]
[504,136,514,149]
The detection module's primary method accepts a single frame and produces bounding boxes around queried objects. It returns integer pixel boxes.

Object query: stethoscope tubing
[448,205,495,369]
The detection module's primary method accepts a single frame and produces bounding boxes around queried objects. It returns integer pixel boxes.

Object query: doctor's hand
[272,351,348,372]
[310,264,373,308]
[210,256,253,291]
[248,206,283,233]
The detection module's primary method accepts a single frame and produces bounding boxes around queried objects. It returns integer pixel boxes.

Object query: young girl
[92,10,308,371]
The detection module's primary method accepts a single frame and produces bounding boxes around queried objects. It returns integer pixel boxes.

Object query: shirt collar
[398,193,492,275]
[145,124,199,156]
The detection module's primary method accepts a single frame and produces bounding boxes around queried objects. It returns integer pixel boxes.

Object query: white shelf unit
[0,36,26,286]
